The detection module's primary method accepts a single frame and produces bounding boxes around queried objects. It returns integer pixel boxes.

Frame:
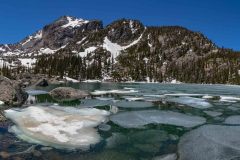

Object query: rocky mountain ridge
[0,16,239,84]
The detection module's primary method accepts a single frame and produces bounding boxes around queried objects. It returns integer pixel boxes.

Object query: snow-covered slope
[103,33,143,59]
[0,16,103,68]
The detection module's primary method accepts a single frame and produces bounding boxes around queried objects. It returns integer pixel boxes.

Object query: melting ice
[166,96,212,109]
[178,125,240,160]
[4,105,110,150]
[110,110,206,128]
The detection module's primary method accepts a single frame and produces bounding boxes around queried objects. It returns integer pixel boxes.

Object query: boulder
[17,73,49,87]
[0,76,28,106]
[49,87,89,101]
[35,78,49,87]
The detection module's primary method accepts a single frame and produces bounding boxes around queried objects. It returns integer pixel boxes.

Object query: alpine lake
[1,82,240,160]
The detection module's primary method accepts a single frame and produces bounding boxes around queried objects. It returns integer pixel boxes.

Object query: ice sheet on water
[224,116,240,125]
[4,105,110,150]
[91,89,138,96]
[228,106,239,111]
[26,90,48,96]
[202,95,214,99]
[106,130,169,153]
[166,96,212,109]
[203,111,222,117]
[143,94,166,98]
[110,110,206,128]
[79,99,113,107]
[95,97,115,101]
[220,96,240,103]
[123,96,144,101]
[114,100,154,108]
[164,93,205,97]
[178,125,240,160]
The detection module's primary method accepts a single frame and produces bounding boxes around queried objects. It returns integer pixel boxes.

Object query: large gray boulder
[0,76,28,106]
[49,87,89,101]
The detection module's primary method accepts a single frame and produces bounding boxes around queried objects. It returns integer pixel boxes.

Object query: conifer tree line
[1,48,240,84]
[33,48,112,80]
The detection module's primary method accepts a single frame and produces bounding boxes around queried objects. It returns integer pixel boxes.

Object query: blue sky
[0,0,239,50]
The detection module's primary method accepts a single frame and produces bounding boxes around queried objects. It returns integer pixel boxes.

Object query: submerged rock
[178,125,240,160]
[110,110,206,128]
[107,130,169,155]
[49,87,89,101]
[98,124,111,131]
[4,105,110,150]
[0,76,28,106]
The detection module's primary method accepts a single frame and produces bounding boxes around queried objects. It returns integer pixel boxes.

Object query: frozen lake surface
[1,83,240,159]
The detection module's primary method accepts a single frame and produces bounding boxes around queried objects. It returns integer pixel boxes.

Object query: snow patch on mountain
[2,50,22,57]
[22,36,33,46]
[76,37,87,45]
[129,20,137,33]
[38,44,68,55]
[0,47,6,52]
[22,30,42,46]
[0,58,36,68]
[103,34,143,59]
[19,58,36,67]
[4,44,11,50]
[34,30,42,39]
[39,48,56,54]
[78,46,97,57]
[62,16,89,28]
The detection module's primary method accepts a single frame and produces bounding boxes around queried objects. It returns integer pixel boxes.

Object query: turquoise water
[1,83,240,159]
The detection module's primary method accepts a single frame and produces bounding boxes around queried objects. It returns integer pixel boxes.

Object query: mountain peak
[56,16,90,28]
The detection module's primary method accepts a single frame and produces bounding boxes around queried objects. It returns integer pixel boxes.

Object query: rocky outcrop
[17,73,48,87]
[0,76,28,106]
[106,19,144,45]
[35,78,49,87]
[49,87,89,101]
[0,16,103,57]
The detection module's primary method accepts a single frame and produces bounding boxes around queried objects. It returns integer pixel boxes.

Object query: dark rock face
[0,16,103,57]
[49,87,89,101]
[35,79,48,87]
[17,73,48,87]
[0,76,28,106]
[106,19,144,45]
[41,16,102,50]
